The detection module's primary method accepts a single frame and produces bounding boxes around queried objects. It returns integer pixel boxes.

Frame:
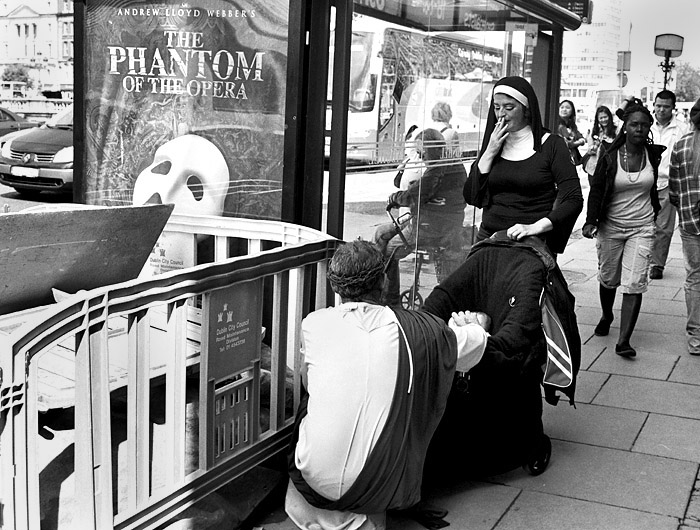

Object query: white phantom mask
[133,135,229,216]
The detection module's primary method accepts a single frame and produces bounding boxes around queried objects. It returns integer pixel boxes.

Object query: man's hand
[582,223,598,239]
[451,310,491,331]
[386,193,400,210]
[669,193,680,207]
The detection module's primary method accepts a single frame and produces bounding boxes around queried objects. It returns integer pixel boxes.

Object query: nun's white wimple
[493,85,529,108]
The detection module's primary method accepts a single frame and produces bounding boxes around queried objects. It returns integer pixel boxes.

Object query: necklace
[622,145,643,183]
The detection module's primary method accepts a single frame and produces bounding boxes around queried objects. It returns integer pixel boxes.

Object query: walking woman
[582,99,665,357]
[464,76,583,255]
[583,105,617,176]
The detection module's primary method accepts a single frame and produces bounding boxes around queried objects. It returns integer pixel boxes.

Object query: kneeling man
[286,239,490,529]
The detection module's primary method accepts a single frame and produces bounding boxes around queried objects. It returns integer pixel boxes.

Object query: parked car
[0,106,39,139]
[0,104,72,196]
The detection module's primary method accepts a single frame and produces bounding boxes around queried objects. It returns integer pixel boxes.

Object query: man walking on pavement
[669,98,700,355]
[650,89,689,279]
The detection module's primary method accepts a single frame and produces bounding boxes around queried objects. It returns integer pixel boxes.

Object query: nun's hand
[507,218,553,240]
[477,118,510,174]
[485,117,509,154]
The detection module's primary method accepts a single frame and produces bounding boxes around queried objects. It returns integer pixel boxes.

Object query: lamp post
[654,33,684,90]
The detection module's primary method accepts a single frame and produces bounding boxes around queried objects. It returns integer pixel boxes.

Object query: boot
[594,285,617,336]
[615,293,642,357]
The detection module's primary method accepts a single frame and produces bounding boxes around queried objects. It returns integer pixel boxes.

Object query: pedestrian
[669,98,700,355]
[583,105,617,177]
[464,76,583,255]
[285,239,490,530]
[374,128,467,306]
[582,98,665,358]
[557,99,586,166]
[648,90,689,279]
[431,101,460,159]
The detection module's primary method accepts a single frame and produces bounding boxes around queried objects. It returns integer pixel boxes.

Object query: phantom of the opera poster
[84,1,288,219]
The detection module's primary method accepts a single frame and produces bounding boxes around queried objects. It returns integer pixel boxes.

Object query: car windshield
[46,105,73,129]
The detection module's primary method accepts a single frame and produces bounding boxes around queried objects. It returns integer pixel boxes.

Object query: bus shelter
[0,1,585,528]
[73,0,582,241]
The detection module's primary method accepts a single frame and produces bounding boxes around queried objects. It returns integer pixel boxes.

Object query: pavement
[249,169,700,530]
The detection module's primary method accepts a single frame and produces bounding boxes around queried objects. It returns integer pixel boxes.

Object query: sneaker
[649,267,663,280]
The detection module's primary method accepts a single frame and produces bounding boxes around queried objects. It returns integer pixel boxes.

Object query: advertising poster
[83,1,289,220]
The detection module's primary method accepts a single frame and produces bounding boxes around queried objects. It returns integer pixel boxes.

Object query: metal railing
[0,98,72,121]
[0,214,337,529]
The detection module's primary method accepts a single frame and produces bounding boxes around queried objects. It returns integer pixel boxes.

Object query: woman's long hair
[558,99,579,133]
[591,105,616,139]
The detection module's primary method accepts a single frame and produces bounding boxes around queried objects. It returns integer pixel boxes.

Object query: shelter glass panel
[332,3,537,309]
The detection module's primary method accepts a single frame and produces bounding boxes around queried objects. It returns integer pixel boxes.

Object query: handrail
[0,216,338,530]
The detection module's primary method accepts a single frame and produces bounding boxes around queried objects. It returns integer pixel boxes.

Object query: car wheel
[15,188,42,199]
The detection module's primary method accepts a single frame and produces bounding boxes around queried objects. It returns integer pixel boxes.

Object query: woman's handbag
[582,151,598,175]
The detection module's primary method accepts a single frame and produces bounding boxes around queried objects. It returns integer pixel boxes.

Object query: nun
[464,76,584,254]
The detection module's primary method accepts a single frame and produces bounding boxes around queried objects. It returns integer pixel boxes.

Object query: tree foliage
[674,62,700,103]
[1,64,32,87]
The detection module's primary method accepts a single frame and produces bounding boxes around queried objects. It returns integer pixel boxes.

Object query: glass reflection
[332,8,533,309]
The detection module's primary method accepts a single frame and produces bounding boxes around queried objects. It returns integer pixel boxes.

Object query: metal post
[663,51,671,90]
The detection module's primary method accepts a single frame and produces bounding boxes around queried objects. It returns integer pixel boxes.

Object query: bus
[328,15,520,167]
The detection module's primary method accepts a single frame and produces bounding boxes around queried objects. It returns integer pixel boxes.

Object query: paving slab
[632,311,687,334]
[559,250,598,271]
[584,331,685,362]
[589,345,678,380]
[575,305,609,327]
[590,327,689,356]
[593,374,700,419]
[392,481,520,530]
[642,297,687,317]
[670,355,700,385]
[571,289,607,311]
[494,490,679,530]
[675,288,687,302]
[493,440,695,518]
[580,341,604,371]
[634,413,700,463]
[685,474,700,528]
[544,402,646,451]
[573,370,609,404]
[646,282,687,302]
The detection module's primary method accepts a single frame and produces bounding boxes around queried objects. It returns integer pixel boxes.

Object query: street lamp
[654,33,683,90]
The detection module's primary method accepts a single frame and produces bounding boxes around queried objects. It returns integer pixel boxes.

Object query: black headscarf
[478,76,545,156]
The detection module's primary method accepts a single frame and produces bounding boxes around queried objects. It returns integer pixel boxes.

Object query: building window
[62,40,73,58]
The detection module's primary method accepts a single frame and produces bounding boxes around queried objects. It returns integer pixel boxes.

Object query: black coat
[585,142,665,227]
[423,233,580,405]
[422,234,580,477]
